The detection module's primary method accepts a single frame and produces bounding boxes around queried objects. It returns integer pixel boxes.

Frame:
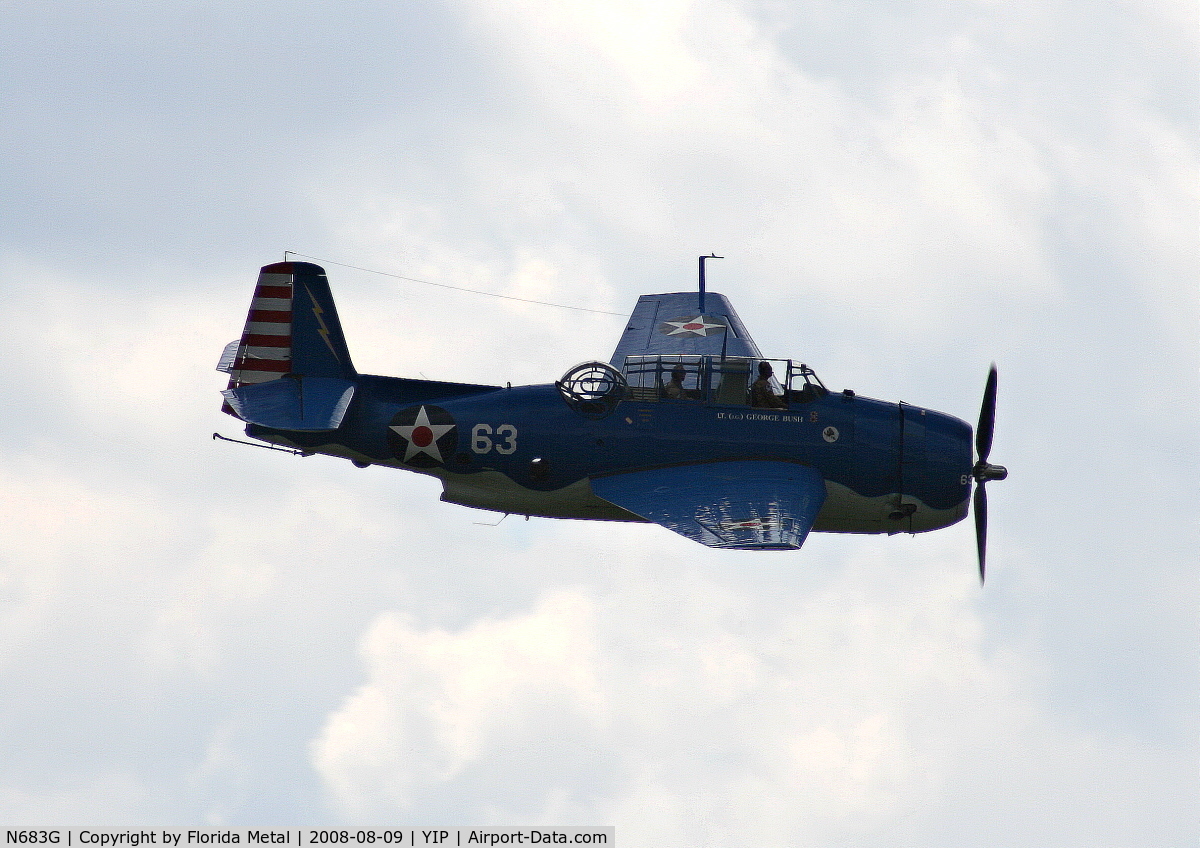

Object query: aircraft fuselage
[248,375,972,537]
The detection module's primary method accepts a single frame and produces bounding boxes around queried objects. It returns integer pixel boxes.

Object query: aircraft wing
[589,461,826,550]
[609,292,763,366]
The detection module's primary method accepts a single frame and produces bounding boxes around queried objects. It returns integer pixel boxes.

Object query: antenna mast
[698,253,722,312]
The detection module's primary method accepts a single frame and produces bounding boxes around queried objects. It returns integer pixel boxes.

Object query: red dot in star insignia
[411,425,434,447]
[684,322,704,330]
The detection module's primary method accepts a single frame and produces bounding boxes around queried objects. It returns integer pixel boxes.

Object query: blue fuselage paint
[248,373,973,536]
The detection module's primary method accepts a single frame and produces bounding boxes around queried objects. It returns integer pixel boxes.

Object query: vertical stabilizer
[221,262,356,421]
[223,261,355,390]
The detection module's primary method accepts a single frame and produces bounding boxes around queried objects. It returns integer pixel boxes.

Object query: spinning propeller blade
[972,365,1007,583]
[978,365,997,464]
[974,480,988,582]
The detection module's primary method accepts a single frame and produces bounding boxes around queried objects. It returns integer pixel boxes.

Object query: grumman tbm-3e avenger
[216,257,1008,580]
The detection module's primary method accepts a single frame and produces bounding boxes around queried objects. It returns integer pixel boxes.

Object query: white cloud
[317,0,1081,357]
[312,589,605,816]
[309,532,1189,844]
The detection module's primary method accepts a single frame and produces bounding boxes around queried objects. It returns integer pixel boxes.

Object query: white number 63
[471,423,518,455]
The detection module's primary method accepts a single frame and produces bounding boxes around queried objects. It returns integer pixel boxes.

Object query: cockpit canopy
[620,354,827,407]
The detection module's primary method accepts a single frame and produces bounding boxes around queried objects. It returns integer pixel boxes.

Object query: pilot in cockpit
[751,361,787,409]
[663,365,688,399]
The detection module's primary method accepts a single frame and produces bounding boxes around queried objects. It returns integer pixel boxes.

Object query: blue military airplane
[217,259,1007,579]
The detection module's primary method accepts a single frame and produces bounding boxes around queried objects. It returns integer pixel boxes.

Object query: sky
[0,0,1196,843]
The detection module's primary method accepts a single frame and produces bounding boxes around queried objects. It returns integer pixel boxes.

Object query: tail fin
[220,261,355,389]
[219,262,357,430]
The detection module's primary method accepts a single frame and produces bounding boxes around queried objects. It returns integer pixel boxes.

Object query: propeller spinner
[972,365,1008,583]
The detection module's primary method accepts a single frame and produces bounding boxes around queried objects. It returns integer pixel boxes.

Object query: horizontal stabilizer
[221,376,355,431]
[590,460,826,550]
[216,339,240,374]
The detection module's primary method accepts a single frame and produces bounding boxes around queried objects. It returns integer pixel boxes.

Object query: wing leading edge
[590,461,827,550]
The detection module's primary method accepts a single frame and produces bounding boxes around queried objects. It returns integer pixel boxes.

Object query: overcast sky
[1,0,1196,843]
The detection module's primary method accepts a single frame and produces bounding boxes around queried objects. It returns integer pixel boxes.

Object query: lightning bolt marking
[304,283,339,359]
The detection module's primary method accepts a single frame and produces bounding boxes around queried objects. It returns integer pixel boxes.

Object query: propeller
[972,365,1008,583]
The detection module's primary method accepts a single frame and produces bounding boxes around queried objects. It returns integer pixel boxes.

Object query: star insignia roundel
[388,405,457,467]
[658,315,728,337]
